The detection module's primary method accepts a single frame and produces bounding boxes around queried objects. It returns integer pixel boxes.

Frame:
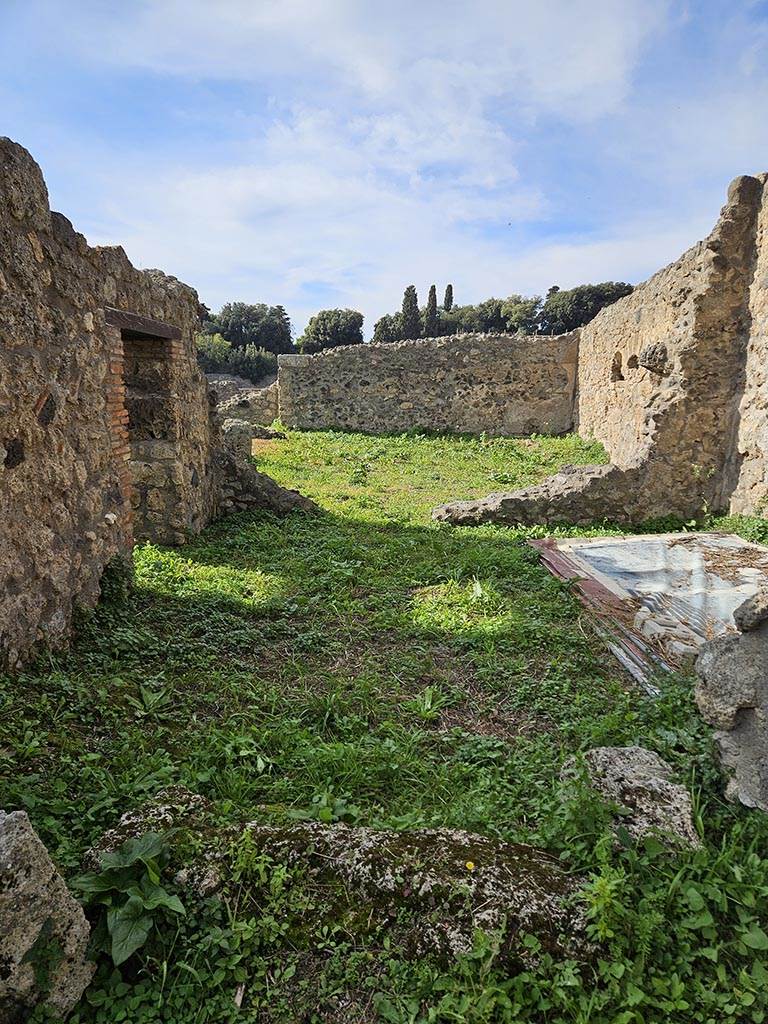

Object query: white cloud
[40,0,768,340]
[54,0,667,119]
[24,0,675,333]
[81,125,713,338]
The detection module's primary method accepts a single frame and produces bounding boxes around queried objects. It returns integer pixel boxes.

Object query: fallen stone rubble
[217,449,319,516]
[563,745,701,847]
[695,590,768,812]
[85,788,591,966]
[238,820,591,963]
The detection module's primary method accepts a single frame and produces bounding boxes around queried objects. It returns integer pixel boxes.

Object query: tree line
[196,281,633,382]
[372,281,633,343]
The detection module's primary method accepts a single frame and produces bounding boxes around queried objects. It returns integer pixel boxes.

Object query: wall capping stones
[278,353,311,368]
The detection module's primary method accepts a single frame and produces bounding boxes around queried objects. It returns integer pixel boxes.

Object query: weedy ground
[3,429,768,1023]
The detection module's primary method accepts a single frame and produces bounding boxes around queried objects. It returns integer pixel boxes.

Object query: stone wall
[0,139,312,669]
[278,332,579,437]
[218,379,280,426]
[435,174,768,527]
[731,179,768,513]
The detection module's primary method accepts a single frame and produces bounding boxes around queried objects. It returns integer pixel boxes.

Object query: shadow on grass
[3,506,733,869]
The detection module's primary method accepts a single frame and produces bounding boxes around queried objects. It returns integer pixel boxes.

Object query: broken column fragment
[695,590,768,812]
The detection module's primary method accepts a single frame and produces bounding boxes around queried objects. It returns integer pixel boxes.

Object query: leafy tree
[474,297,506,332]
[372,279,633,342]
[501,294,541,335]
[297,309,364,354]
[212,302,294,355]
[227,344,278,381]
[401,285,420,340]
[196,332,230,366]
[539,282,633,334]
[441,298,506,334]
[373,313,403,344]
[424,284,438,337]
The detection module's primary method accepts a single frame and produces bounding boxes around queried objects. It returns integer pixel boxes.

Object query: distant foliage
[538,282,634,334]
[227,344,279,381]
[196,333,277,383]
[298,308,364,354]
[372,313,403,344]
[441,297,507,335]
[372,280,633,342]
[204,302,294,355]
[401,285,421,340]
[501,293,541,334]
[196,331,230,365]
[424,284,438,337]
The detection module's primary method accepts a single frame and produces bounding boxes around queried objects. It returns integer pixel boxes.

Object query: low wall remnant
[278,332,579,437]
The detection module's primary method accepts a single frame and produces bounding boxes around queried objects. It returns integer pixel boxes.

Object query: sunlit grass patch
[134,543,283,607]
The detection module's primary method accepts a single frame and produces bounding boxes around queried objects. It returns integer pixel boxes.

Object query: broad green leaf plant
[73,833,184,966]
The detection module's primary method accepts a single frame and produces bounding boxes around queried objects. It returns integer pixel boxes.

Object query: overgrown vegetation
[3,430,768,1022]
[195,333,277,384]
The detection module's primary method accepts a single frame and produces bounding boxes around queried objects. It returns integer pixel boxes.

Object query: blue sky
[2,0,768,336]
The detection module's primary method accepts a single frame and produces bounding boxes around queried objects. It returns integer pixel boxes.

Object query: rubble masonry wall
[0,139,218,666]
[278,332,579,437]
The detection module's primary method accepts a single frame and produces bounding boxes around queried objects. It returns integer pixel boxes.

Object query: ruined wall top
[0,137,200,335]
[577,173,766,490]
[435,171,768,527]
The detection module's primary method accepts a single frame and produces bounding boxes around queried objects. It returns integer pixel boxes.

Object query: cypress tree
[443,283,453,312]
[424,284,438,337]
[401,285,420,340]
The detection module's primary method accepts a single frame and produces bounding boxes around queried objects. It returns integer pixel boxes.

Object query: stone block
[695,595,768,811]
[220,418,253,460]
[562,746,700,847]
[0,810,94,1019]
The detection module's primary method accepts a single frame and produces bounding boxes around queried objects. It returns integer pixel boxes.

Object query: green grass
[3,429,768,1023]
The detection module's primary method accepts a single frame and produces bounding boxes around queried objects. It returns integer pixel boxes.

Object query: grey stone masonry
[0,138,316,669]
